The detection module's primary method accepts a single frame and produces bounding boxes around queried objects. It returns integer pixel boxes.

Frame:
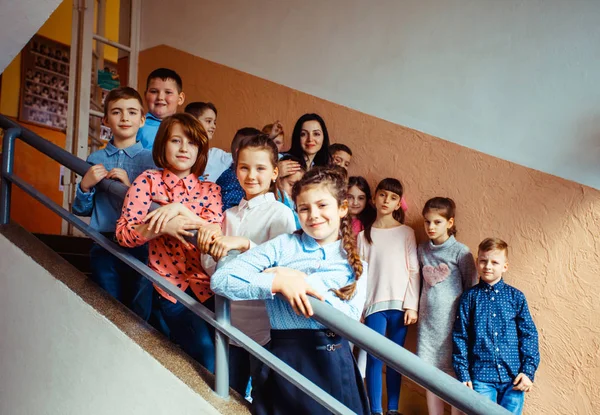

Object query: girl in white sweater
[357,178,420,415]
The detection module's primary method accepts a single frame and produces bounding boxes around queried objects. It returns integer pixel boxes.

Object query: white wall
[0,235,220,415]
[0,0,62,73]
[141,0,600,189]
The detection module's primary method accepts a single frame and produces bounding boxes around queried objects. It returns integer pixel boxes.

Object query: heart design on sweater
[422,263,450,286]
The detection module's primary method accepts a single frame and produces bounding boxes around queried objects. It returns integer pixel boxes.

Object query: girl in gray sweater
[417,197,478,415]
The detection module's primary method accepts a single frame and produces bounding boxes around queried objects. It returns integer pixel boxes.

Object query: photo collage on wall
[20,34,121,141]
[20,36,70,130]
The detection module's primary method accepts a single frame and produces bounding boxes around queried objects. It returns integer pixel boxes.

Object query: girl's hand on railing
[162,216,198,248]
[208,236,250,261]
[80,164,108,193]
[197,223,223,253]
[404,309,418,325]
[463,381,473,389]
[146,203,187,233]
[106,168,131,187]
[265,267,324,318]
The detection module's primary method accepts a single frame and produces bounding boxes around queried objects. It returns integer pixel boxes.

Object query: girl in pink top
[347,176,376,239]
[357,178,420,415]
[116,113,223,373]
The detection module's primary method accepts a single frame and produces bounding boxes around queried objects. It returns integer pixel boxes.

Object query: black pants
[252,329,369,415]
[229,342,269,397]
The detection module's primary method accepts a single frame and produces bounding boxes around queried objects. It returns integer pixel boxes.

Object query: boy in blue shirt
[73,86,156,319]
[329,143,352,170]
[136,68,185,149]
[453,238,540,415]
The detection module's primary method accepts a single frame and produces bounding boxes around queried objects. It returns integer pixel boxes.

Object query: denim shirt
[452,279,540,383]
[72,140,155,232]
[136,112,161,149]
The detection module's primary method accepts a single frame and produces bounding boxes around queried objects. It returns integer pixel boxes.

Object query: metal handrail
[0,121,353,414]
[0,115,511,415]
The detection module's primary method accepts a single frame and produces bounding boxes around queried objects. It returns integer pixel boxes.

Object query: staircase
[34,233,93,277]
[1,223,251,415]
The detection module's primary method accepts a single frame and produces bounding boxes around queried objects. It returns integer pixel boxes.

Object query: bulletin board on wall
[19,34,121,140]
[19,35,70,131]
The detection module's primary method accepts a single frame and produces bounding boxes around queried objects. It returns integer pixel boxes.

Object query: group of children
[73,67,540,415]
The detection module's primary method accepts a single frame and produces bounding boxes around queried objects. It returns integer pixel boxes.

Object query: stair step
[59,252,91,274]
[34,233,93,255]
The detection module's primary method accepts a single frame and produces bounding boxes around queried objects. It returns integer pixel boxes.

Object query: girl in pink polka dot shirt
[116,113,223,372]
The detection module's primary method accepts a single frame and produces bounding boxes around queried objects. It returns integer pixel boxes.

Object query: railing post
[1,127,20,225]
[214,295,230,398]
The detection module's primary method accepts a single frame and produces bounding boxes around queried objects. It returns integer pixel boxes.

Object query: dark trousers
[252,329,369,415]
[158,289,215,373]
[229,343,269,397]
[89,240,152,320]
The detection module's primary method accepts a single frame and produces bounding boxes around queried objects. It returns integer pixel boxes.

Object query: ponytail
[422,197,457,236]
[392,205,405,225]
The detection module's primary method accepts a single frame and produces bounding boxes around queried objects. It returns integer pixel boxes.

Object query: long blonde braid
[332,213,363,300]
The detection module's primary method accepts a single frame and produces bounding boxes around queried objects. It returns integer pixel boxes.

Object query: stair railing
[0,114,511,415]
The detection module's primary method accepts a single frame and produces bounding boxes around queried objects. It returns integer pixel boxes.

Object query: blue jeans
[158,289,215,373]
[472,380,525,415]
[90,241,152,320]
[365,310,408,413]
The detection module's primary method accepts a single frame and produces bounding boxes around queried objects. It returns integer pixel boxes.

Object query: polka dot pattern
[116,169,224,303]
[215,164,245,211]
[452,279,540,383]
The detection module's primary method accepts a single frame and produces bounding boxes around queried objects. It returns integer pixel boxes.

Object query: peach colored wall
[139,0,600,191]
[139,45,600,415]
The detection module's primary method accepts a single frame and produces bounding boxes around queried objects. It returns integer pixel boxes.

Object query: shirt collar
[161,169,198,194]
[300,231,342,255]
[103,140,145,158]
[301,232,322,252]
[478,278,506,292]
[238,192,275,210]
[145,112,162,124]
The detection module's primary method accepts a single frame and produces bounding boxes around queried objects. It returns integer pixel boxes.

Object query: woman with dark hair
[279,113,331,176]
